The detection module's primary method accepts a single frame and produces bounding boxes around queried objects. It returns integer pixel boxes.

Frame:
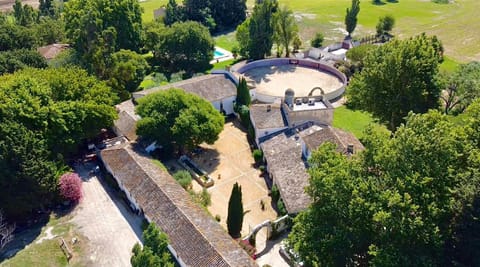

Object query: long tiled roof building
[100,143,257,267]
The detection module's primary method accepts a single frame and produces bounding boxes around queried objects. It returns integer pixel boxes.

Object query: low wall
[236,58,347,102]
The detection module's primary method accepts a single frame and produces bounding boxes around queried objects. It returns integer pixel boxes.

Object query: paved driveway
[70,163,143,267]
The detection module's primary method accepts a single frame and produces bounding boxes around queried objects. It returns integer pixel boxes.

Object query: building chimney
[347,144,354,154]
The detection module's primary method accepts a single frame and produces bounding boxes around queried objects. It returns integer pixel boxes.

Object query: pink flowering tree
[59,172,83,203]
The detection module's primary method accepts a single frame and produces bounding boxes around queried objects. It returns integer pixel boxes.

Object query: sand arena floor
[242,64,344,97]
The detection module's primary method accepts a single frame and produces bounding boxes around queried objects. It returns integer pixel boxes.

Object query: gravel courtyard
[70,163,143,267]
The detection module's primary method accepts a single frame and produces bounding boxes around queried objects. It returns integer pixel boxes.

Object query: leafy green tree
[288,108,480,266]
[236,77,251,106]
[39,0,57,18]
[376,15,395,36]
[0,67,118,155]
[347,34,443,130]
[164,0,184,26]
[345,44,376,73]
[0,121,60,221]
[148,21,214,75]
[273,6,298,57]
[183,0,216,31]
[0,22,37,51]
[440,61,480,114]
[0,49,47,75]
[227,182,244,238]
[248,0,278,59]
[131,223,174,267]
[13,0,38,26]
[64,0,143,75]
[136,89,224,152]
[310,32,324,48]
[235,18,251,58]
[33,17,66,45]
[210,0,247,30]
[345,0,360,37]
[106,49,150,101]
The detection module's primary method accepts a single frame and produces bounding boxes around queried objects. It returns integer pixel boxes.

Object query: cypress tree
[345,0,360,37]
[236,77,251,106]
[227,182,244,238]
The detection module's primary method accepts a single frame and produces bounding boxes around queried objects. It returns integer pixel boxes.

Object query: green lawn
[140,0,168,22]
[440,56,460,73]
[214,31,238,51]
[1,214,86,267]
[333,106,386,139]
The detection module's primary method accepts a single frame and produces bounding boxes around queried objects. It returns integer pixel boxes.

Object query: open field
[333,106,387,139]
[141,0,480,63]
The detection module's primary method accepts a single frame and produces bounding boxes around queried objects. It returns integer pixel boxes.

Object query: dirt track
[0,0,38,11]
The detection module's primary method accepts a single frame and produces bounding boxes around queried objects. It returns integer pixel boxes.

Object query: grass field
[333,106,386,139]
[141,0,480,63]
[1,213,86,267]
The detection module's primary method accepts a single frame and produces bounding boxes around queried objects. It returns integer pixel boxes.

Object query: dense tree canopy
[0,67,118,155]
[273,6,298,57]
[0,21,37,51]
[131,223,174,267]
[247,0,278,59]
[64,0,143,76]
[347,34,443,130]
[440,61,480,114]
[288,103,480,266]
[146,21,214,75]
[106,49,149,100]
[136,89,224,152]
[0,49,47,75]
[0,121,60,221]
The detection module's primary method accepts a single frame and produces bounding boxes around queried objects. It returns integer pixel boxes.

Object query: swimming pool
[214,49,225,59]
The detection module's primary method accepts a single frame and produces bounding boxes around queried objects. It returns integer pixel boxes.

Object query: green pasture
[141,0,480,63]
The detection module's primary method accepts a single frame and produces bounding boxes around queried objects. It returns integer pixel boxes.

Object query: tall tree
[0,49,47,75]
[136,89,224,152]
[227,182,244,238]
[345,0,360,37]
[235,18,251,58]
[64,0,143,75]
[39,0,57,18]
[106,49,150,100]
[210,0,247,30]
[164,0,184,26]
[0,67,118,155]
[147,21,214,75]
[236,77,251,106]
[347,34,443,130]
[248,0,278,59]
[183,0,216,31]
[440,61,480,114]
[131,223,174,267]
[13,0,38,26]
[273,6,298,57]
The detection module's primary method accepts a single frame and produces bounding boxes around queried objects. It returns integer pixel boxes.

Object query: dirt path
[70,163,143,267]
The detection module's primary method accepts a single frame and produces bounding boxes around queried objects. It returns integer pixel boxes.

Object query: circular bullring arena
[235,58,347,103]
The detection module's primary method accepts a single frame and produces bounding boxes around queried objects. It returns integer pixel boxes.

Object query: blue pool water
[214,49,225,58]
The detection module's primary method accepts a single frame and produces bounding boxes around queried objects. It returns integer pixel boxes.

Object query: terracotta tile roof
[261,131,310,214]
[133,74,237,102]
[36,43,69,60]
[261,124,364,214]
[250,104,287,130]
[100,144,256,267]
[113,100,140,141]
[301,127,364,155]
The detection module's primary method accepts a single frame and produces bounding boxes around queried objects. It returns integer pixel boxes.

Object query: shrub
[173,170,192,189]
[277,198,287,215]
[271,184,280,203]
[215,214,221,222]
[252,149,263,164]
[59,172,83,203]
[310,32,324,48]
